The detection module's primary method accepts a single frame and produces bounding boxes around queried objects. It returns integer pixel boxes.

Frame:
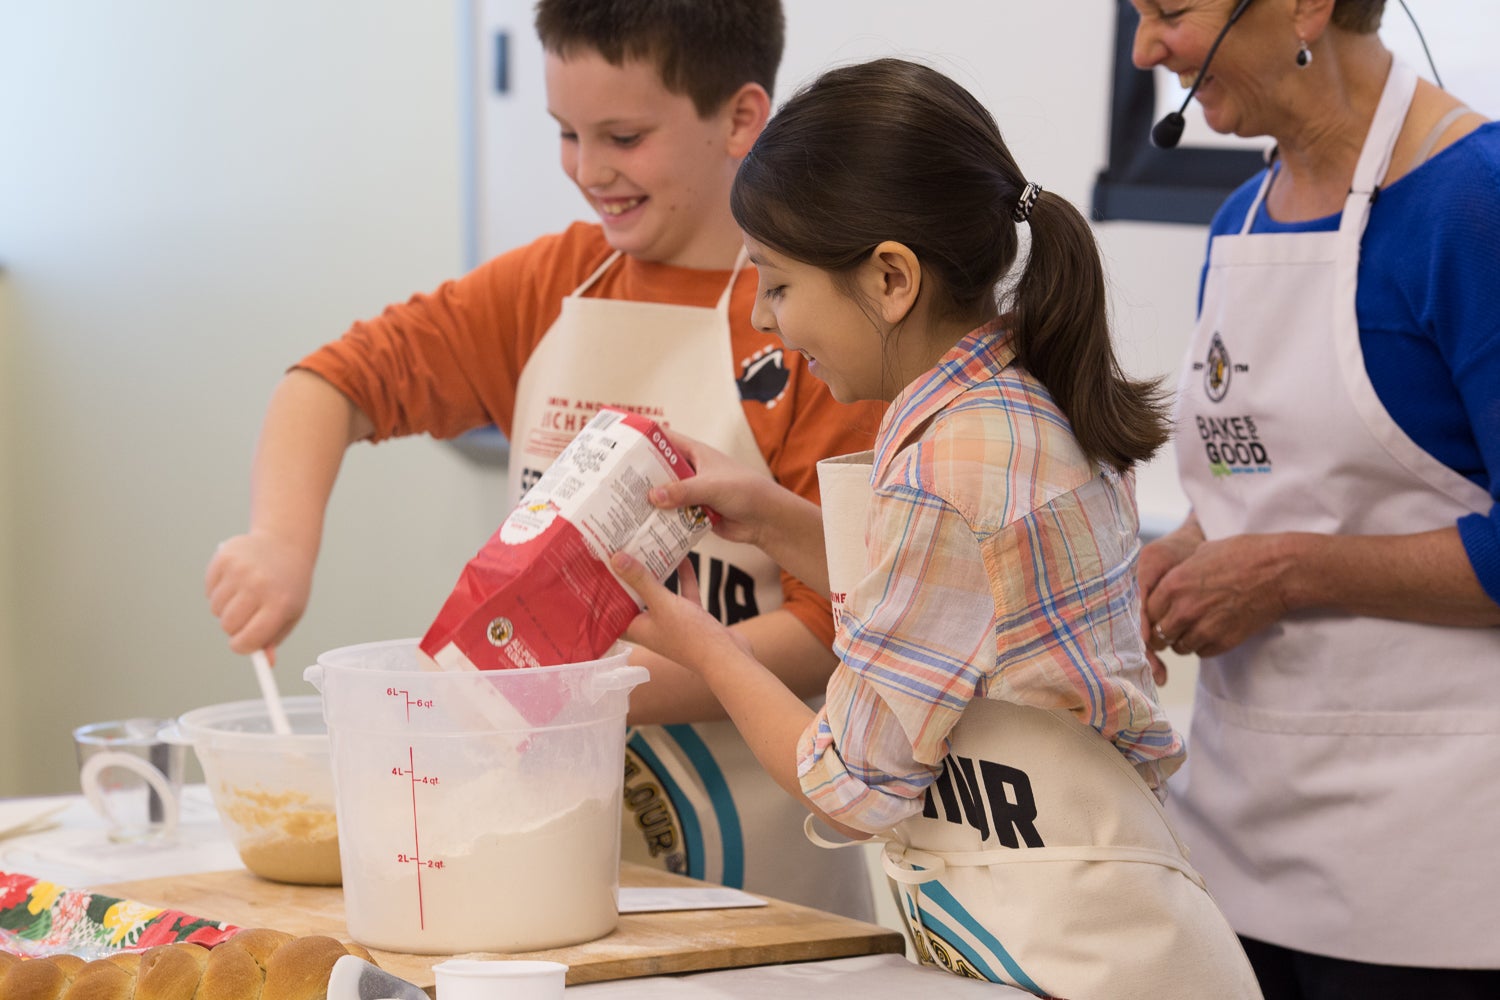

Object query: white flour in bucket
[345,794,620,954]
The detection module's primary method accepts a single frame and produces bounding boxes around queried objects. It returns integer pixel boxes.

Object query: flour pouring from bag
[420,407,714,721]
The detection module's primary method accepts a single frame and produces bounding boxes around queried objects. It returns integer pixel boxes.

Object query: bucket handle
[303,660,648,703]
[585,665,651,703]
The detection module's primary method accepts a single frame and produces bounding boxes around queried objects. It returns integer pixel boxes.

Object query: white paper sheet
[617,886,766,913]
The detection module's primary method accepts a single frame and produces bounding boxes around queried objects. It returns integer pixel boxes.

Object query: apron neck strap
[570,250,624,298]
[1237,58,1418,236]
[1339,57,1418,235]
[569,246,749,312]
[714,246,750,314]
[1350,57,1419,197]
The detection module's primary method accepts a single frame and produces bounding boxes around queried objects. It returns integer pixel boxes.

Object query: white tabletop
[0,787,240,887]
[0,790,1026,998]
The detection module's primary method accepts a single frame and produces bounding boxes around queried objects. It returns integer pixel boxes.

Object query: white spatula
[251,649,293,735]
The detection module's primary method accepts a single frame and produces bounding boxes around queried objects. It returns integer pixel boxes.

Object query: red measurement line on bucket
[391,745,447,930]
[384,687,435,723]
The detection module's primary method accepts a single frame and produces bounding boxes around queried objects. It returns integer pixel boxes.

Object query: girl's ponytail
[1010,192,1170,470]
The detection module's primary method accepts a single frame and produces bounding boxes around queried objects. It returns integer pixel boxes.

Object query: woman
[1131,0,1500,995]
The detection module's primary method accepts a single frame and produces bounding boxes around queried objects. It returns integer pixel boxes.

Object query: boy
[204,0,881,920]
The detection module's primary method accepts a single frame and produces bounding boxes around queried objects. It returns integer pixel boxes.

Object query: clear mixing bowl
[172,695,340,886]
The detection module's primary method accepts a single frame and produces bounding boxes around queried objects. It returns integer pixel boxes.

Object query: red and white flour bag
[419,408,713,722]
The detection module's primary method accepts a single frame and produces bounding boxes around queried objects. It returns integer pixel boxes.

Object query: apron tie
[881,838,1207,890]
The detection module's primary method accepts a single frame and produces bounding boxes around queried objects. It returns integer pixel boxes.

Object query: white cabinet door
[461,0,587,268]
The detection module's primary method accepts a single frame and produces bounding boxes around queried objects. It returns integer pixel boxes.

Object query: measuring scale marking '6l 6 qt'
[388,685,441,932]
[307,638,649,955]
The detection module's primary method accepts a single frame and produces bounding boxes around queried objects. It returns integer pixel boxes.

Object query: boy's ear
[863,241,921,326]
[724,83,772,158]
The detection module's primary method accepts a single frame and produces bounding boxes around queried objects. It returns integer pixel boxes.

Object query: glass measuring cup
[73,718,184,843]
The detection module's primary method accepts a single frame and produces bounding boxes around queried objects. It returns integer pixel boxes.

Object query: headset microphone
[1151,0,1258,149]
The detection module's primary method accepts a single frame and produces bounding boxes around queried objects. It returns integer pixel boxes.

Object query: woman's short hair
[1333,0,1384,34]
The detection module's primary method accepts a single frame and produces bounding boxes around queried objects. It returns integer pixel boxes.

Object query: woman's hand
[1138,517,1205,683]
[1144,532,1297,660]
[205,532,314,657]
[1147,527,1500,660]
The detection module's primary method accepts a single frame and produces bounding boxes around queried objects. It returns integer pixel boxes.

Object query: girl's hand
[649,429,831,593]
[647,431,791,549]
[611,552,752,673]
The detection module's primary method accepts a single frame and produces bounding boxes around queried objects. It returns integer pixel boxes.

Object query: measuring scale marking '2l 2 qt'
[307,639,649,955]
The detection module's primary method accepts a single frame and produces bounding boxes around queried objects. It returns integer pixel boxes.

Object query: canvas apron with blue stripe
[509,252,874,921]
[816,454,1260,999]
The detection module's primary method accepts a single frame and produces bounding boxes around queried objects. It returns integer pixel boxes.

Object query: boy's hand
[205,532,314,656]
[612,552,752,674]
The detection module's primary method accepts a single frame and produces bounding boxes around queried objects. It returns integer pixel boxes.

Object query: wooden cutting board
[98,864,904,991]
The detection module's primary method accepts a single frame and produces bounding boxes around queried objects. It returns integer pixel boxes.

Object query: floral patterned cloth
[0,870,238,959]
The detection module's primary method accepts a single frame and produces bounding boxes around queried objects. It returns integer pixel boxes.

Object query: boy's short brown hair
[534,0,784,117]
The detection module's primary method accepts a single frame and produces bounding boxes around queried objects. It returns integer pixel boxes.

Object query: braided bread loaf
[0,928,376,1000]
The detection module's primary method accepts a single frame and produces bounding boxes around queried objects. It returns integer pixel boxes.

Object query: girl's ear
[863,241,922,326]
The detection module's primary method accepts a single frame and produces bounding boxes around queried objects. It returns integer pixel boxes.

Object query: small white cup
[73,718,184,843]
[432,959,567,1000]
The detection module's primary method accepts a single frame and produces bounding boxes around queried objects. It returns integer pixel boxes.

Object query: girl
[611,57,1260,999]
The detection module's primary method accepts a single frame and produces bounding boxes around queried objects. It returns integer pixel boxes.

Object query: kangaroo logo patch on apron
[736,345,789,405]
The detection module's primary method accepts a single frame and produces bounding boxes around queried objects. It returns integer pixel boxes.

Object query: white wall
[0,271,18,792]
[0,1,500,795]
[0,0,1336,795]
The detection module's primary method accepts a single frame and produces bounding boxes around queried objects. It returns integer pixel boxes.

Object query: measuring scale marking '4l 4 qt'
[306,639,648,955]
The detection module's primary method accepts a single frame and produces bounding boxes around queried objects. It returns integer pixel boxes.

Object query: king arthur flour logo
[1191,333,1270,477]
[1203,333,1231,401]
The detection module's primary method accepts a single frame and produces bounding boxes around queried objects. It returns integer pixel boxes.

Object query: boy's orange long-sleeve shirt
[298,221,886,647]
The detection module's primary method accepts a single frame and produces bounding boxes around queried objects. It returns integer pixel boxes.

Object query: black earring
[1296,39,1313,68]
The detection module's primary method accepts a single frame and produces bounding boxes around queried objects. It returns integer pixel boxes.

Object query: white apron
[509,252,874,921]
[1171,58,1500,967]
[816,455,1260,999]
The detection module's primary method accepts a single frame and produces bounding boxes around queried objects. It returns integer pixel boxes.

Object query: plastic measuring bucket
[305,638,648,955]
